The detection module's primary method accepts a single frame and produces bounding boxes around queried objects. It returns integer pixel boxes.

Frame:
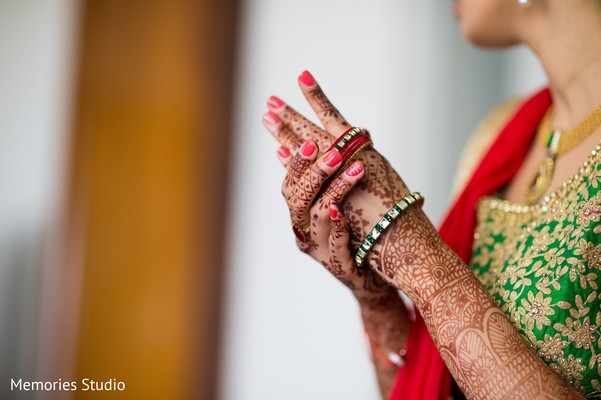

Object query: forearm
[356,289,410,399]
[368,207,582,399]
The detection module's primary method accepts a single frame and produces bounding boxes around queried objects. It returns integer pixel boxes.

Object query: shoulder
[450,98,523,201]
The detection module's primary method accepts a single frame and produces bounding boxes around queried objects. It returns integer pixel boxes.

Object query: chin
[461,24,521,48]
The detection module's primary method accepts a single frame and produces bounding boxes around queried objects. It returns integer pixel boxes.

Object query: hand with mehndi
[262,71,414,288]
[263,70,412,396]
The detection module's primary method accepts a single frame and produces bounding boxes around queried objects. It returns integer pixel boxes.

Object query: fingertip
[267,95,285,110]
[277,145,291,159]
[299,70,316,87]
[300,139,318,158]
[329,204,339,220]
[344,161,364,178]
[276,146,292,167]
[263,111,280,126]
[322,149,342,168]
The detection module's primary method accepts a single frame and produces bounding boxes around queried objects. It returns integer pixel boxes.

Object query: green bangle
[354,192,424,268]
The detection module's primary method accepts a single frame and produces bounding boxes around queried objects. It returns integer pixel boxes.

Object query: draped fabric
[389,88,552,399]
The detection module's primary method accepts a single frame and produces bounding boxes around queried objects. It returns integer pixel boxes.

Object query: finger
[276,145,292,168]
[282,142,317,247]
[263,111,302,153]
[286,148,343,244]
[298,70,350,136]
[282,141,320,243]
[321,161,365,206]
[329,204,353,266]
[266,95,334,151]
[312,161,365,249]
[285,140,318,186]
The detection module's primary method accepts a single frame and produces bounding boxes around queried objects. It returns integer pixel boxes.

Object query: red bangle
[313,127,372,203]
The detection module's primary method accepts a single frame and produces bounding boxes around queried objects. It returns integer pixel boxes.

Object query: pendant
[525,152,556,205]
[525,129,561,205]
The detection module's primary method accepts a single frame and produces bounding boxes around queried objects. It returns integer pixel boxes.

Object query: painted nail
[263,111,279,125]
[323,150,342,167]
[267,96,284,109]
[345,161,363,177]
[299,70,315,87]
[301,141,316,157]
[329,205,338,219]
[277,146,291,159]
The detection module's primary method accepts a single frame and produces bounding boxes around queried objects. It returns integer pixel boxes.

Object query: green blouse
[471,144,601,398]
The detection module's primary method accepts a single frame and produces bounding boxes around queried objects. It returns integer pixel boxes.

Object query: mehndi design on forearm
[366,207,581,399]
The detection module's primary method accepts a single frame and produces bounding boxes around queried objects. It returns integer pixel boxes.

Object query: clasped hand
[263,71,419,301]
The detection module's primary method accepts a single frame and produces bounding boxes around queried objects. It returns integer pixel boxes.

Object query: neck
[523,3,601,127]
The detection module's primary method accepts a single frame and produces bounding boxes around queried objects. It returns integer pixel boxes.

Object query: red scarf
[389,88,552,399]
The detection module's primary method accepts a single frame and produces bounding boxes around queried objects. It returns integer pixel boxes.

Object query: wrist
[367,206,473,310]
[354,286,400,310]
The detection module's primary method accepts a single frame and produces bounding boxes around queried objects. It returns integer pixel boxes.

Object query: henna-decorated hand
[276,137,411,397]
[274,135,392,299]
[263,70,413,283]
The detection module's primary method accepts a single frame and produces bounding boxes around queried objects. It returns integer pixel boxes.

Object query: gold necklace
[525,102,601,205]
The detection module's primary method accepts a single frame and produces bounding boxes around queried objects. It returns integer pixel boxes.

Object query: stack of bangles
[312,126,373,204]
[355,192,424,267]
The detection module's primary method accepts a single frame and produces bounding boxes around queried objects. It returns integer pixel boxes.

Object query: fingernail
[277,146,291,159]
[345,161,363,177]
[323,150,342,167]
[301,141,316,157]
[263,112,279,125]
[329,205,338,219]
[299,70,315,87]
[267,95,284,109]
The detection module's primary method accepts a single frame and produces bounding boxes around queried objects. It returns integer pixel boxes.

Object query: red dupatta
[389,88,552,399]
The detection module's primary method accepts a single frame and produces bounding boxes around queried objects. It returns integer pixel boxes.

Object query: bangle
[364,326,407,368]
[355,192,424,268]
[330,126,365,152]
[314,127,372,203]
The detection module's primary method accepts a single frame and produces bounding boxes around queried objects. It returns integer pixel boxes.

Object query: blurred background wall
[0,0,79,397]
[0,0,545,399]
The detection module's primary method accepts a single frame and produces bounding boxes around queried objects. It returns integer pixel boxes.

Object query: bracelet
[355,192,424,267]
[364,326,407,368]
[313,127,372,204]
[330,126,364,152]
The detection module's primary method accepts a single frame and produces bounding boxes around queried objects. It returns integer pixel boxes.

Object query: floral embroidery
[472,145,601,397]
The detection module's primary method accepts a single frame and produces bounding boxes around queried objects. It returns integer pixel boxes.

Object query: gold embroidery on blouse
[472,144,601,397]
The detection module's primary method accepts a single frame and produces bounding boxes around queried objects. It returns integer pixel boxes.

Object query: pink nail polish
[299,70,315,87]
[301,141,316,157]
[267,96,284,109]
[329,205,338,219]
[345,161,363,177]
[323,150,342,167]
[263,111,279,125]
[277,146,290,159]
